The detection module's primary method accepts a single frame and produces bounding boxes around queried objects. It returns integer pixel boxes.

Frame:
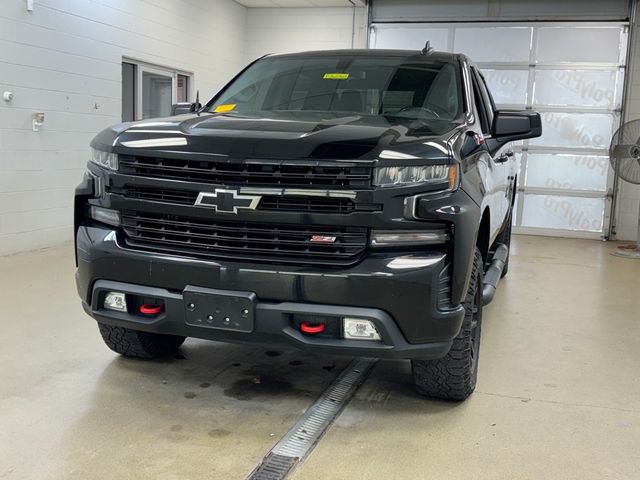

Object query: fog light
[104,291,127,312]
[90,206,121,227]
[343,317,381,341]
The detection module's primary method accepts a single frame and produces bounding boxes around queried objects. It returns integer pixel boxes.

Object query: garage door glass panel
[372,26,449,51]
[526,154,609,191]
[482,69,529,106]
[531,112,614,149]
[521,194,605,232]
[369,21,627,238]
[453,27,532,62]
[534,70,620,108]
[536,27,623,64]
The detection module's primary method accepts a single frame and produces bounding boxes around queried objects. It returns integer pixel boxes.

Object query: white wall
[0,2,371,256]
[616,4,640,241]
[245,6,367,62]
[0,0,247,256]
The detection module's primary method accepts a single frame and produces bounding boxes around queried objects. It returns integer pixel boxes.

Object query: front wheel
[98,323,186,359]
[411,247,484,401]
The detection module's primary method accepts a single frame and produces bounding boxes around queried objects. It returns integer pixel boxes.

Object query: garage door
[370,22,628,239]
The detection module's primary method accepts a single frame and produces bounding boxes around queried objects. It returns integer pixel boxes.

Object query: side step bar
[482,243,509,306]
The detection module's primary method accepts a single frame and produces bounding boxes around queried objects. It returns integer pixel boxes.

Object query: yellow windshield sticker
[215,103,236,113]
[323,73,349,80]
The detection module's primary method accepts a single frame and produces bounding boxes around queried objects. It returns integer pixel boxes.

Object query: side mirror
[493,110,542,142]
[171,102,202,116]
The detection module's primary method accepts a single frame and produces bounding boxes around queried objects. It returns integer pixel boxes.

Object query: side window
[479,73,497,115]
[472,67,495,133]
[471,73,490,134]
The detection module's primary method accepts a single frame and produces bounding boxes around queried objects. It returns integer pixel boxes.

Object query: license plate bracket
[183,286,256,333]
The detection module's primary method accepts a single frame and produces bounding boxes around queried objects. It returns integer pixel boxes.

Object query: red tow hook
[300,322,325,334]
[139,304,163,316]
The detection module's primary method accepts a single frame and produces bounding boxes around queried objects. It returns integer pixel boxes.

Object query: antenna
[421,40,433,55]
[195,89,200,116]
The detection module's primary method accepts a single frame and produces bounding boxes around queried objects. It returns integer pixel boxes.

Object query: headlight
[90,147,118,170]
[374,164,458,189]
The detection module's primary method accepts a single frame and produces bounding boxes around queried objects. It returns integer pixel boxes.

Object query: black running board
[482,243,509,306]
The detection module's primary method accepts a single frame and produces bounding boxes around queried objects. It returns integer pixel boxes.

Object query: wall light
[32,112,45,132]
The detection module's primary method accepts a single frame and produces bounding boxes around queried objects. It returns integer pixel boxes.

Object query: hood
[91,111,460,163]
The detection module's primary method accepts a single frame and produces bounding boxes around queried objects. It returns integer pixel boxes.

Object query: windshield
[207,54,464,124]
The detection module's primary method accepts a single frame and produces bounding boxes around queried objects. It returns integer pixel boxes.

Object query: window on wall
[177,74,189,103]
[121,60,193,122]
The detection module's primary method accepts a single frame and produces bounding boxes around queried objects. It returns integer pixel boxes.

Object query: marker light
[104,292,127,312]
[343,318,381,341]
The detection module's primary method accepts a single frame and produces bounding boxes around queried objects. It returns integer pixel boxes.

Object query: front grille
[121,212,368,264]
[259,196,354,213]
[119,186,356,213]
[123,186,196,205]
[119,155,372,189]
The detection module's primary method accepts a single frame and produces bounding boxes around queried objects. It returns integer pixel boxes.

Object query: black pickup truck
[75,49,541,400]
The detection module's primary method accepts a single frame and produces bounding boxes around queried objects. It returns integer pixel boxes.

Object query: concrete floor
[0,235,639,480]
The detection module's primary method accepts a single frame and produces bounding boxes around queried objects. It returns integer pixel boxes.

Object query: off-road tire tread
[98,323,185,359]
[411,248,483,401]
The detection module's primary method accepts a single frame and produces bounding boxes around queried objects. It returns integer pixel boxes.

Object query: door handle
[496,151,514,163]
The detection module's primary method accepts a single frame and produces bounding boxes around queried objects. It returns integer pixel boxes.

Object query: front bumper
[76,224,465,360]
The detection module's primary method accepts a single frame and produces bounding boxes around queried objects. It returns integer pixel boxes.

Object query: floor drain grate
[248,453,298,480]
[247,358,377,480]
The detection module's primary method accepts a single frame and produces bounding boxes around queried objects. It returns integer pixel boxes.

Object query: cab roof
[264,49,464,63]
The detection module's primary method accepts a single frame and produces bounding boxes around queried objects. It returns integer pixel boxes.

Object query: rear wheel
[98,323,185,359]
[411,247,483,401]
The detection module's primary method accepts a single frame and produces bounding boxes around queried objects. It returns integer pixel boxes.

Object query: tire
[495,207,512,278]
[411,247,483,401]
[98,323,186,359]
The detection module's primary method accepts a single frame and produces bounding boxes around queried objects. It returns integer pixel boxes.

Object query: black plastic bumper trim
[86,280,454,360]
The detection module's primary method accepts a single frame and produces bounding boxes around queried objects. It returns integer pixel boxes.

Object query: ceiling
[236,0,366,7]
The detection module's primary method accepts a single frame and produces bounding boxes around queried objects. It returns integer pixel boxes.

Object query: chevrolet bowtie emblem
[310,235,337,244]
[194,189,261,214]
